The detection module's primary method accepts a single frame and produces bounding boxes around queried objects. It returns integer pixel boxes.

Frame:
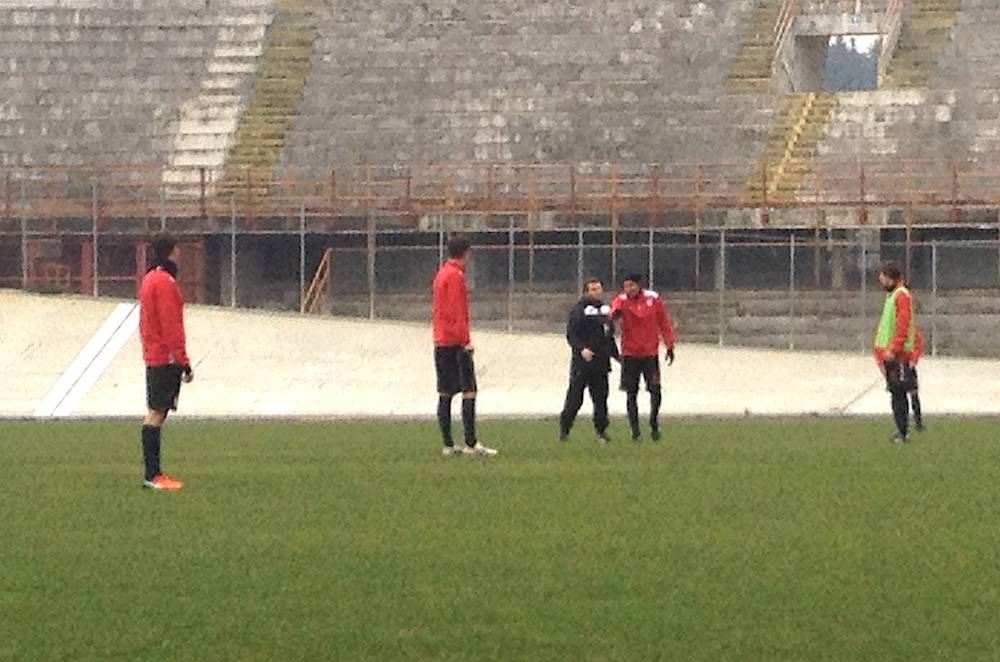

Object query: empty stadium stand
[2,0,1000,362]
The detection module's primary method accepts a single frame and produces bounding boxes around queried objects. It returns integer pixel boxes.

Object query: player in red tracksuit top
[137,234,193,491]
[610,273,677,441]
[432,235,497,457]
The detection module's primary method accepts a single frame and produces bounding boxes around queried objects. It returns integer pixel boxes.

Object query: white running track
[2,289,999,419]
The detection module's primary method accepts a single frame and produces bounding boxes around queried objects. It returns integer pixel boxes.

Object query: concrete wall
[4,289,1000,419]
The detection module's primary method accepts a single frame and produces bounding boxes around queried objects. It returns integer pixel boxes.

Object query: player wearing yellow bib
[874,262,919,444]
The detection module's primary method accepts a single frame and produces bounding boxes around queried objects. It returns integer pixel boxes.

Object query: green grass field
[3,418,1000,661]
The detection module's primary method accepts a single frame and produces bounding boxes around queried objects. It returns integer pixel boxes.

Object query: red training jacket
[432,259,471,347]
[611,289,676,357]
[874,288,914,365]
[912,328,925,365]
[139,266,190,367]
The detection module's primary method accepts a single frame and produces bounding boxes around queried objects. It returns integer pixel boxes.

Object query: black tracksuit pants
[560,365,610,435]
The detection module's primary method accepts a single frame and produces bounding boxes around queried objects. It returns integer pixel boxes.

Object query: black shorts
[435,346,477,395]
[884,361,918,393]
[146,365,183,412]
[621,356,661,393]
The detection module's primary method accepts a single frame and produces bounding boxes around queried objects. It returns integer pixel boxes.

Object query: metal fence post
[931,240,938,357]
[718,229,726,347]
[860,240,867,354]
[91,180,99,297]
[299,201,306,314]
[694,226,701,290]
[648,226,655,291]
[789,234,796,350]
[229,195,237,308]
[576,228,584,294]
[159,184,167,233]
[366,212,375,321]
[438,217,445,265]
[507,219,515,333]
[19,178,27,290]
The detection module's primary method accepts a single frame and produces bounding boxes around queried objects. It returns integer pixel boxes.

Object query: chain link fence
[3,222,1000,357]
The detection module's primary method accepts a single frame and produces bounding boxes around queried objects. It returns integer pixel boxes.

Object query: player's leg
[434,348,460,454]
[437,391,457,450]
[589,369,611,442]
[141,408,167,484]
[885,361,910,443]
[141,366,183,490]
[457,349,497,456]
[910,390,923,431]
[643,358,663,440]
[559,367,587,441]
[621,358,642,440]
[908,366,924,431]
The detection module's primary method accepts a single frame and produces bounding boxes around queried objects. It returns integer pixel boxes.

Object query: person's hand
[665,348,675,366]
[464,343,475,354]
[581,348,595,362]
[182,364,194,384]
[884,350,895,362]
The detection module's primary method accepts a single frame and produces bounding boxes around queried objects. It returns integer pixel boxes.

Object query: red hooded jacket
[611,289,676,358]
[432,259,471,347]
[139,265,190,367]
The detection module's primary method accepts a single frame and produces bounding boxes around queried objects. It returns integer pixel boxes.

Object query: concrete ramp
[0,291,122,416]
[3,289,999,419]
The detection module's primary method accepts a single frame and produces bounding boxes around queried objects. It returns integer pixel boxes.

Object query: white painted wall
[3,289,999,420]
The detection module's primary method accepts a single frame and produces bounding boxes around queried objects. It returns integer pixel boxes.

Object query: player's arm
[452,271,472,349]
[889,290,913,357]
[609,294,624,319]
[156,279,191,374]
[566,303,595,361]
[566,303,586,351]
[658,298,677,364]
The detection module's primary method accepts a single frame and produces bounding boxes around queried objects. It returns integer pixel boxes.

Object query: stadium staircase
[882,0,961,88]
[725,0,798,94]
[163,19,271,192]
[221,0,321,199]
[748,92,838,202]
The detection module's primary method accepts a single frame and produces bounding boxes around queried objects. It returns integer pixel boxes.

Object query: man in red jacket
[611,274,676,441]
[137,234,193,491]
[432,235,497,457]
[874,262,919,443]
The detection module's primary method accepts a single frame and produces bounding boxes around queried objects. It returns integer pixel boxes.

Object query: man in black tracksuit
[559,278,619,442]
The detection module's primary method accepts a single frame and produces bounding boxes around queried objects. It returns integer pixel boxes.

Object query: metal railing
[878,0,905,86]
[2,159,1000,232]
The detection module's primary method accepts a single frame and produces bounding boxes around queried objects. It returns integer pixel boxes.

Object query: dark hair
[151,233,178,264]
[447,235,472,259]
[879,261,903,282]
[622,273,644,287]
[582,277,603,293]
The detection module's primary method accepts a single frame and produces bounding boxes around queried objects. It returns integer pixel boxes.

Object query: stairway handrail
[772,0,800,55]
[878,0,905,85]
[301,247,333,314]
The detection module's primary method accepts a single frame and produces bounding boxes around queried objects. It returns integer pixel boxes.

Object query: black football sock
[462,397,477,447]
[911,393,923,427]
[649,388,662,430]
[891,389,910,438]
[626,392,640,436]
[141,425,161,480]
[437,395,454,446]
